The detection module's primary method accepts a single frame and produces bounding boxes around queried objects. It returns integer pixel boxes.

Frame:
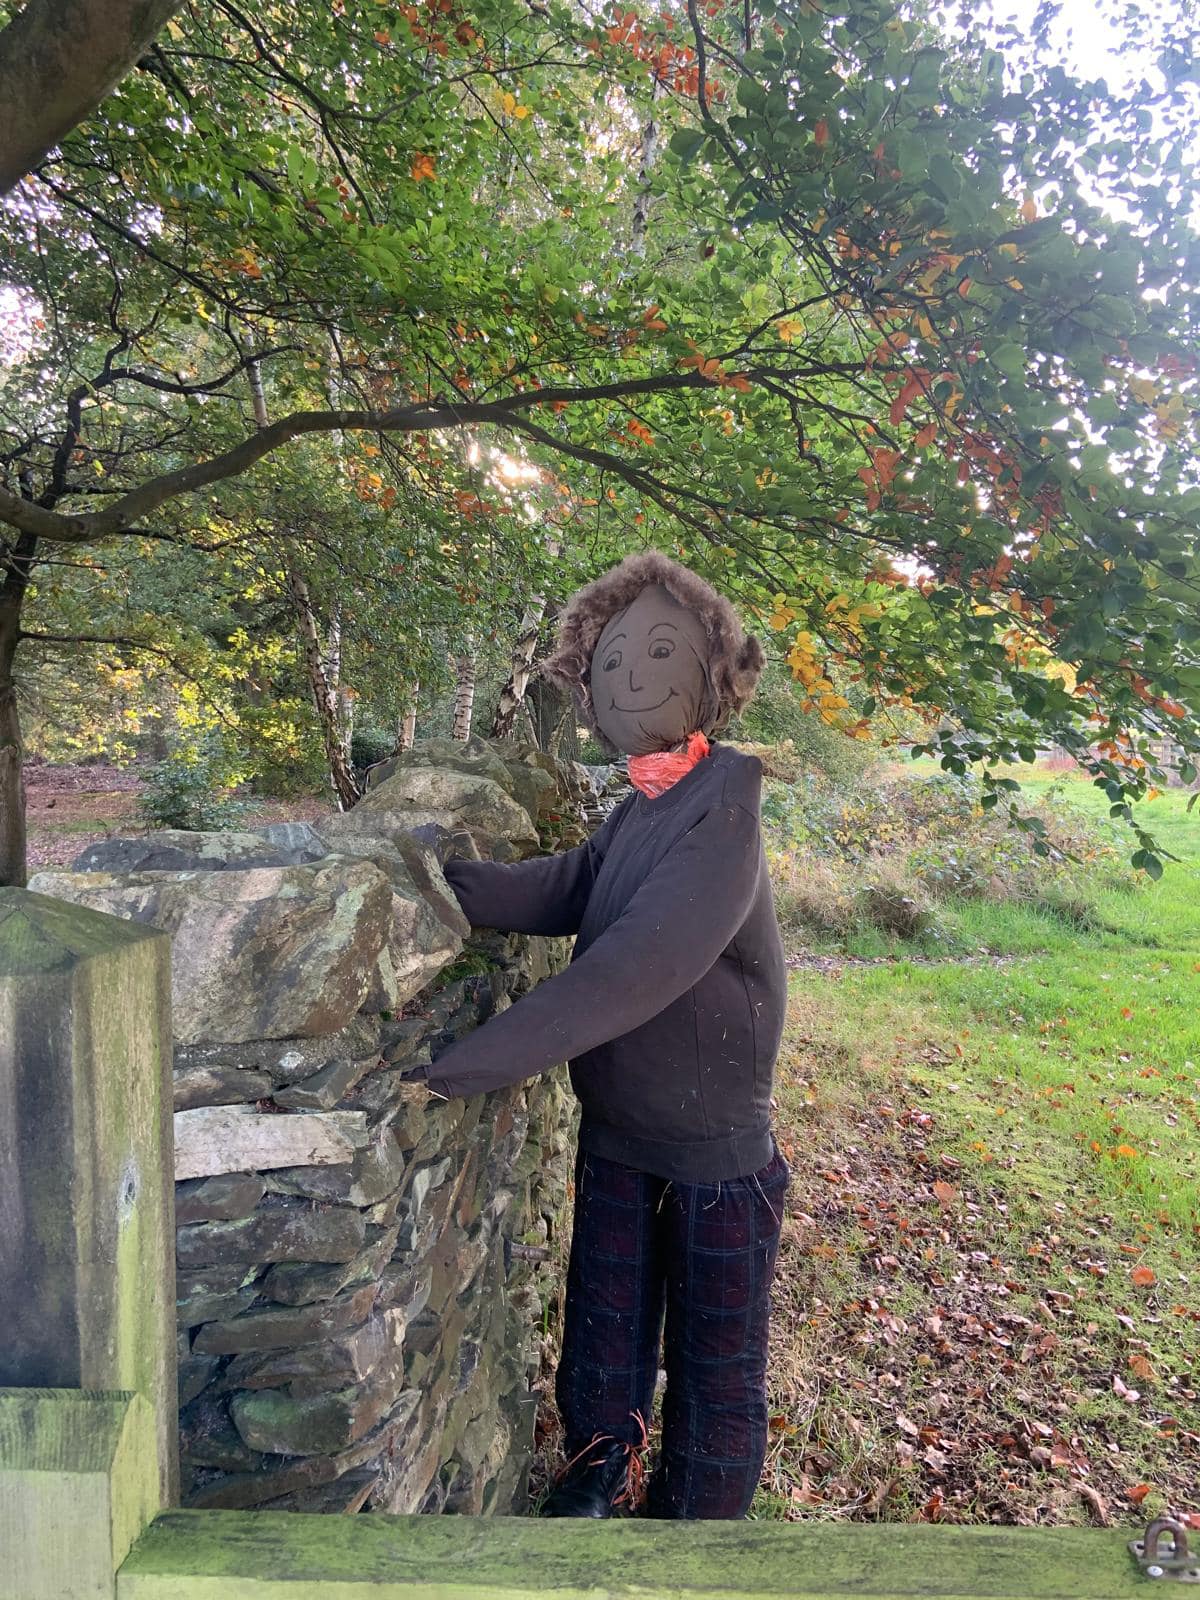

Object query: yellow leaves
[501,91,532,120]
[409,152,436,181]
[1020,194,1038,223]
[768,596,797,632]
[1153,392,1187,440]
[221,248,263,279]
[1130,375,1159,406]
[776,318,805,343]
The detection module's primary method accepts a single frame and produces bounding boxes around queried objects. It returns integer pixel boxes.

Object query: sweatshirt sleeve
[442,801,625,937]
[425,802,760,1099]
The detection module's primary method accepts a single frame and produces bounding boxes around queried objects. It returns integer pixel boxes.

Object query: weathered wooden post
[0,887,176,1599]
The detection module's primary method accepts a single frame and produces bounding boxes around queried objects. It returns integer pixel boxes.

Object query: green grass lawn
[763,772,1200,1526]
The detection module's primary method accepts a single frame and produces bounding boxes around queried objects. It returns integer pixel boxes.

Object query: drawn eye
[648,640,675,660]
[603,650,622,671]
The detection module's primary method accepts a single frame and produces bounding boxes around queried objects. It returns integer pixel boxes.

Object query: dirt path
[24,760,333,871]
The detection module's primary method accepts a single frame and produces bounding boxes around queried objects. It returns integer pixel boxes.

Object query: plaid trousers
[555,1140,789,1520]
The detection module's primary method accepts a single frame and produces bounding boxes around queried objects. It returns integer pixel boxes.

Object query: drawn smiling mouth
[610,688,678,713]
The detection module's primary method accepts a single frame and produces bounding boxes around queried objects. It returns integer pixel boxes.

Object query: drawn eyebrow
[602,631,627,645]
[648,622,678,633]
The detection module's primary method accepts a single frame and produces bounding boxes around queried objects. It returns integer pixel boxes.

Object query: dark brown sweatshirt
[425,744,786,1182]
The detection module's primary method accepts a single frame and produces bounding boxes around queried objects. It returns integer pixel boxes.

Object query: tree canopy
[1,0,1198,880]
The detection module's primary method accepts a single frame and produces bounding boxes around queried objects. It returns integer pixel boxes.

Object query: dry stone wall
[29,737,590,1516]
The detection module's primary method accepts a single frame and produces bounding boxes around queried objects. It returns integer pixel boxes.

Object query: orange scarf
[627,731,710,799]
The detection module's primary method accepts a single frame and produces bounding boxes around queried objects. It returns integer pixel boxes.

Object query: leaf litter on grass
[761,985,1200,1527]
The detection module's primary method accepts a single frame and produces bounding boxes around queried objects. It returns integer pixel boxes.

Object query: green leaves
[668,127,706,164]
[0,0,1195,861]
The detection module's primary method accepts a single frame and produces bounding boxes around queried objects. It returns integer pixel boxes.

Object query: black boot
[538,1438,640,1518]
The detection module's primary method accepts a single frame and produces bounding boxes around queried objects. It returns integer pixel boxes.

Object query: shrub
[771,855,859,941]
[137,736,251,831]
[764,767,1131,954]
[351,726,397,771]
[731,663,877,785]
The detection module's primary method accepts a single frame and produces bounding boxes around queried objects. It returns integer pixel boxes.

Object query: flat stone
[29,855,393,1043]
[174,1019,384,1088]
[250,822,331,861]
[183,1413,408,1509]
[222,1309,404,1397]
[261,1223,399,1308]
[230,1352,415,1456]
[177,1199,367,1269]
[176,1265,262,1329]
[192,1281,379,1356]
[178,1352,222,1408]
[273,1054,377,1111]
[175,1172,266,1225]
[257,1467,379,1514]
[377,1017,430,1062]
[70,829,325,875]
[174,1105,369,1181]
[347,1063,427,1117]
[264,1120,405,1207]
[173,1061,275,1112]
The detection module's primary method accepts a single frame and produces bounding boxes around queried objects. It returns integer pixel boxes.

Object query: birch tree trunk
[491,597,546,739]
[286,569,361,810]
[397,681,419,751]
[324,600,357,771]
[451,643,476,742]
[249,359,361,809]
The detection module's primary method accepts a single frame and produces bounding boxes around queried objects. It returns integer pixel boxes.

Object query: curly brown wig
[542,552,765,740]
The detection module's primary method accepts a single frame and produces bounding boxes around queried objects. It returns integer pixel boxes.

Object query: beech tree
[1,0,1198,884]
[0,0,187,196]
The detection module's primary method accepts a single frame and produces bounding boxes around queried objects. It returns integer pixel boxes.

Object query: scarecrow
[418,552,789,1520]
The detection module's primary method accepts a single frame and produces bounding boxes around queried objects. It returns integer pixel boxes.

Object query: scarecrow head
[543,552,765,756]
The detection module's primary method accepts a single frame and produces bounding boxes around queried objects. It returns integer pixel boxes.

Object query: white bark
[451,643,476,742]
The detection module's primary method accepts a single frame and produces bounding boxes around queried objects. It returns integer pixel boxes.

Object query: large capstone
[28,856,393,1043]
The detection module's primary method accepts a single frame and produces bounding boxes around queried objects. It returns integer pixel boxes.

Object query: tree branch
[0,0,185,194]
[0,366,820,542]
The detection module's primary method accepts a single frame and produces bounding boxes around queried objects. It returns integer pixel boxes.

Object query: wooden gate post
[0,887,177,1597]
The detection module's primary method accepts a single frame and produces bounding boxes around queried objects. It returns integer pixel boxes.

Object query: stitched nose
[628,669,644,694]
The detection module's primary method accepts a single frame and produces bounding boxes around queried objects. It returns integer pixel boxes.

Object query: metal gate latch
[1129,1518,1200,1583]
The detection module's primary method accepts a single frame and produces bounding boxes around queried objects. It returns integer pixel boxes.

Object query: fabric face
[589,584,715,756]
